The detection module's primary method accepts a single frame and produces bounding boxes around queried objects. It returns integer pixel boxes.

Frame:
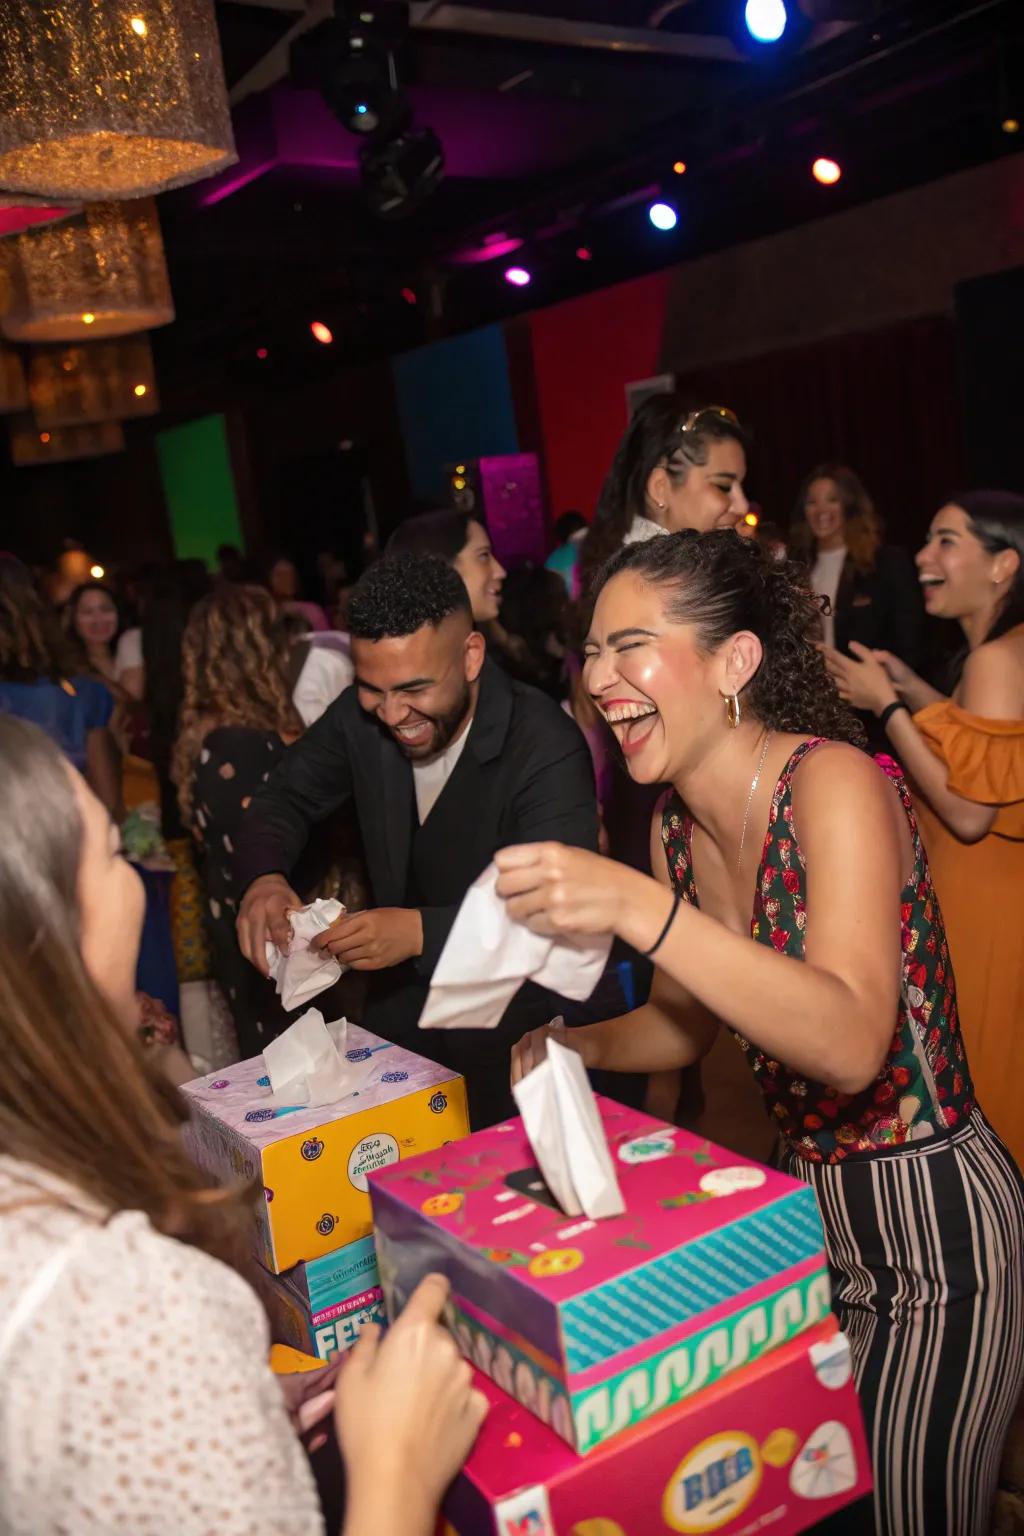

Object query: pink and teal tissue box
[182,1025,468,1273]
[441,1317,871,1536]
[249,1236,385,1360]
[369,1098,830,1455]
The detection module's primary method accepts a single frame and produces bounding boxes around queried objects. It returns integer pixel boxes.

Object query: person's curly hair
[0,556,77,682]
[348,552,471,640]
[595,531,866,747]
[172,586,303,820]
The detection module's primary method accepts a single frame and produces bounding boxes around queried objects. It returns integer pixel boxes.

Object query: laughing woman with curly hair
[172,586,328,1057]
[496,531,1024,1536]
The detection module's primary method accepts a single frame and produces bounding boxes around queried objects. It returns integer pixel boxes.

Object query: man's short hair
[348,553,471,641]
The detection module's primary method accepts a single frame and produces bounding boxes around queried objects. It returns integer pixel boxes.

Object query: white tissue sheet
[512,1035,625,1219]
[418,864,611,1032]
[261,1009,378,1108]
[265,897,346,1012]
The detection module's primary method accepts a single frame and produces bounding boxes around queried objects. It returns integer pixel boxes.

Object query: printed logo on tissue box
[182,1026,469,1273]
[348,1133,400,1191]
[252,1261,385,1360]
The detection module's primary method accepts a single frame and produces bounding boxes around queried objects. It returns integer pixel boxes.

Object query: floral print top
[661,739,975,1163]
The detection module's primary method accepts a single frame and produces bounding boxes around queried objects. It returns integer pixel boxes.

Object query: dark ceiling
[153,0,1024,395]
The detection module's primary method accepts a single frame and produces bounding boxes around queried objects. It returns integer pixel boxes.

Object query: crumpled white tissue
[265,898,346,1012]
[262,1008,375,1108]
[418,864,611,1032]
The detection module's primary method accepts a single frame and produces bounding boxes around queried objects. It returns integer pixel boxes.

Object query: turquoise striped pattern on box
[561,1186,824,1374]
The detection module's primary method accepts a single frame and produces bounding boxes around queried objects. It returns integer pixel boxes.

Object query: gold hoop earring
[725,693,741,729]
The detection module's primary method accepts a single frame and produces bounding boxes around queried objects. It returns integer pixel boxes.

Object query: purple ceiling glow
[197,85,626,208]
[449,234,523,266]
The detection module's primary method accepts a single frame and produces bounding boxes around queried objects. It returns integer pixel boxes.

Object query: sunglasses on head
[679,405,740,434]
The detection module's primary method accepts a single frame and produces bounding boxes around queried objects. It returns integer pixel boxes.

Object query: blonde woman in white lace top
[0,717,485,1536]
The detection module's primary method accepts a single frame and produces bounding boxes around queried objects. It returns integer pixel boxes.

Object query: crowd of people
[1,394,1023,1536]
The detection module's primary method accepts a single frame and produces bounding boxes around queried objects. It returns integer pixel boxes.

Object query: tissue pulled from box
[512,1034,624,1219]
[265,897,347,1012]
[262,1008,374,1108]
[419,864,611,1031]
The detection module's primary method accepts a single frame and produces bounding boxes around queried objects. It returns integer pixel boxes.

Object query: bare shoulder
[960,632,1024,717]
[792,740,903,830]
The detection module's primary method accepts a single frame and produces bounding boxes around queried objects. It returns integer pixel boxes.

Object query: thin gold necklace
[737,731,774,874]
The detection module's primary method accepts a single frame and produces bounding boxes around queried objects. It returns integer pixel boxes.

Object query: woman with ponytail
[577,396,752,600]
[496,529,1023,1536]
[573,399,752,1119]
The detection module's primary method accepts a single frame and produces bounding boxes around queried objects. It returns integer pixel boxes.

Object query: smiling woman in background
[578,397,751,599]
[790,463,924,677]
[0,557,120,816]
[824,491,1024,1169]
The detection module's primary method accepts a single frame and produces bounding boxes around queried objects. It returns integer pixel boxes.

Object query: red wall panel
[528,269,671,520]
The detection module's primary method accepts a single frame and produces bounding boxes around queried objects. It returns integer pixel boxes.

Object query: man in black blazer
[235,553,599,1126]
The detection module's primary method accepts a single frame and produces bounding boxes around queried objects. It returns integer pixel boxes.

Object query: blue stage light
[744,0,787,43]
[648,201,678,231]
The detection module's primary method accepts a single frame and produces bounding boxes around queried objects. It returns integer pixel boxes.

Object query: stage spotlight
[744,0,787,43]
[295,11,411,143]
[812,157,842,185]
[648,201,678,232]
[672,160,687,175]
[256,347,269,359]
[400,287,418,305]
[1003,118,1020,135]
[311,321,334,344]
[575,246,593,262]
[504,266,531,287]
[90,563,105,578]
[360,126,444,219]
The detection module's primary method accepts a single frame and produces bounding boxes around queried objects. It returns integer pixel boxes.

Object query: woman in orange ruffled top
[825,491,1024,1166]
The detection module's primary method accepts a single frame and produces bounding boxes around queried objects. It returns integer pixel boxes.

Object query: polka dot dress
[0,1158,325,1535]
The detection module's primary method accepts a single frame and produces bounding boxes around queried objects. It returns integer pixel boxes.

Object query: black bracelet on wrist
[643,891,681,959]
[879,700,911,731]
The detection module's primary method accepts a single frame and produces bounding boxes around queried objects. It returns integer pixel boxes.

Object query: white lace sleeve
[1,1211,325,1536]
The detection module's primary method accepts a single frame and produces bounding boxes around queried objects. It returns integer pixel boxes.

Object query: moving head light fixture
[292,2,444,219]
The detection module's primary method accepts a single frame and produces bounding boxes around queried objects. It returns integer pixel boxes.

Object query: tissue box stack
[441,1317,871,1536]
[247,1236,386,1362]
[370,1097,871,1535]
[182,1024,468,1359]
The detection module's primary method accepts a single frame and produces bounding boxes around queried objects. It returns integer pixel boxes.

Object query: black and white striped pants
[784,1112,1024,1536]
